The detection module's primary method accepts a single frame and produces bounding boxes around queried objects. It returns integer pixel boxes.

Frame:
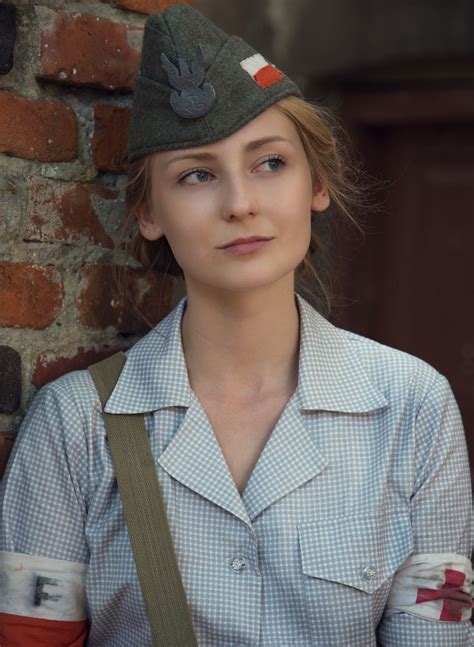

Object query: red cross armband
[386,553,473,622]
[0,550,88,645]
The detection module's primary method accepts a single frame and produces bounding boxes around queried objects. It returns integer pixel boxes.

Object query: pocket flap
[298,507,413,594]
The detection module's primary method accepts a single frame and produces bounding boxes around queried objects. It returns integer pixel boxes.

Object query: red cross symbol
[416,568,472,621]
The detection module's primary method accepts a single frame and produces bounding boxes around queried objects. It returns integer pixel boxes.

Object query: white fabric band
[386,552,472,622]
[0,550,87,621]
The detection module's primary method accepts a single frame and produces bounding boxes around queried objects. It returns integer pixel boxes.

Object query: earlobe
[136,205,163,241]
[311,185,330,213]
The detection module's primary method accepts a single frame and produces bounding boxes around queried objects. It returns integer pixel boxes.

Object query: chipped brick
[77,264,173,333]
[92,104,131,173]
[0,263,64,329]
[37,9,142,91]
[32,345,131,388]
[24,177,119,247]
[0,91,77,162]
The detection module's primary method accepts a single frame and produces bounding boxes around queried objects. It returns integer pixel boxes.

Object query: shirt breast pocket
[297,507,413,645]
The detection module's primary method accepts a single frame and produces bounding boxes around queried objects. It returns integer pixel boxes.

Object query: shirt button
[362,565,377,581]
[230,557,247,572]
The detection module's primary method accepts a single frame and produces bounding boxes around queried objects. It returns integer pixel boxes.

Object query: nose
[221,174,259,221]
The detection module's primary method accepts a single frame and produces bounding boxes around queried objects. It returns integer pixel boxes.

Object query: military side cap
[128,4,303,163]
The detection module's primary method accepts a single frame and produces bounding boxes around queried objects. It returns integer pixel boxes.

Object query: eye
[178,168,213,185]
[258,155,286,172]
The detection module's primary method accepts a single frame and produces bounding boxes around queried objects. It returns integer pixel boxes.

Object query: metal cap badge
[161,46,216,119]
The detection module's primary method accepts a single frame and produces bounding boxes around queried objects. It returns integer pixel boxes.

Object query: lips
[219,236,273,249]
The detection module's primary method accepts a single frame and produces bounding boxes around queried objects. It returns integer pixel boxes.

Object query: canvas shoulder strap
[88,352,198,647]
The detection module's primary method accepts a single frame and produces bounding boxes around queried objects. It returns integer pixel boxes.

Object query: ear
[311,183,330,213]
[136,204,164,241]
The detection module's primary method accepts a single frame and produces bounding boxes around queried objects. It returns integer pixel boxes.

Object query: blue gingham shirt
[1,292,472,645]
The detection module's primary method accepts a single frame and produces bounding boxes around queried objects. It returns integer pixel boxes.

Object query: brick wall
[0,0,190,477]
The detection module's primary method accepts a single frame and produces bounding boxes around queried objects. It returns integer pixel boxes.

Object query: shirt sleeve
[377,372,473,646]
[0,379,90,645]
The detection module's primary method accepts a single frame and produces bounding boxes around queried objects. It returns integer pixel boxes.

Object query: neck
[180,281,300,402]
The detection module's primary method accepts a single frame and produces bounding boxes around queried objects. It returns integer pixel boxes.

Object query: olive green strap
[88,352,198,647]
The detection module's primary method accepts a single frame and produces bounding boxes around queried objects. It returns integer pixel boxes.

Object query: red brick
[0,432,16,480]
[101,0,192,15]
[92,104,130,173]
[78,264,173,333]
[0,91,77,162]
[38,10,142,91]
[32,345,131,388]
[24,177,118,247]
[0,263,64,329]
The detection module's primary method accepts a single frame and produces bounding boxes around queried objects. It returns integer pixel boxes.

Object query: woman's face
[137,105,330,295]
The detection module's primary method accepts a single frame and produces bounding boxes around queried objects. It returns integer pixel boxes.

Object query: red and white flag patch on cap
[240,53,284,89]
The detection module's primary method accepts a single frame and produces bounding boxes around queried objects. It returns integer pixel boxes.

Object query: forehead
[152,107,300,168]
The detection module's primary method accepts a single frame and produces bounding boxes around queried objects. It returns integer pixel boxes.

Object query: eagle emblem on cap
[161,46,216,119]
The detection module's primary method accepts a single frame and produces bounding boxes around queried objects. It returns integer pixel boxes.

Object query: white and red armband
[386,553,473,622]
[0,550,88,646]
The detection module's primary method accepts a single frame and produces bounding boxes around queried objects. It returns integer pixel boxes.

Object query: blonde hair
[117,95,372,320]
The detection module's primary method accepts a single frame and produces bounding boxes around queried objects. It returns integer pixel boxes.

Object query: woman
[1,4,472,646]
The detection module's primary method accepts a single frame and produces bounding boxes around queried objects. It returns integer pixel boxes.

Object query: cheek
[160,213,211,270]
[269,170,314,211]
[153,193,207,241]
[271,182,313,233]
[284,195,313,258]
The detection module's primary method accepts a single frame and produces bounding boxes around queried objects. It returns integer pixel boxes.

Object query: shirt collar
[295,292,388,412]
[104,292,388,414]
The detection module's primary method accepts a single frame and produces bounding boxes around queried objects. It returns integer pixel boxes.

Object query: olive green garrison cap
[128,3,303,163]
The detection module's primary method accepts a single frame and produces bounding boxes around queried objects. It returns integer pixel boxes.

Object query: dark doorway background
[327,82,474,469]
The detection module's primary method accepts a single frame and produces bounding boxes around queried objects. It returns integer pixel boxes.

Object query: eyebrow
[165,136,292,167]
